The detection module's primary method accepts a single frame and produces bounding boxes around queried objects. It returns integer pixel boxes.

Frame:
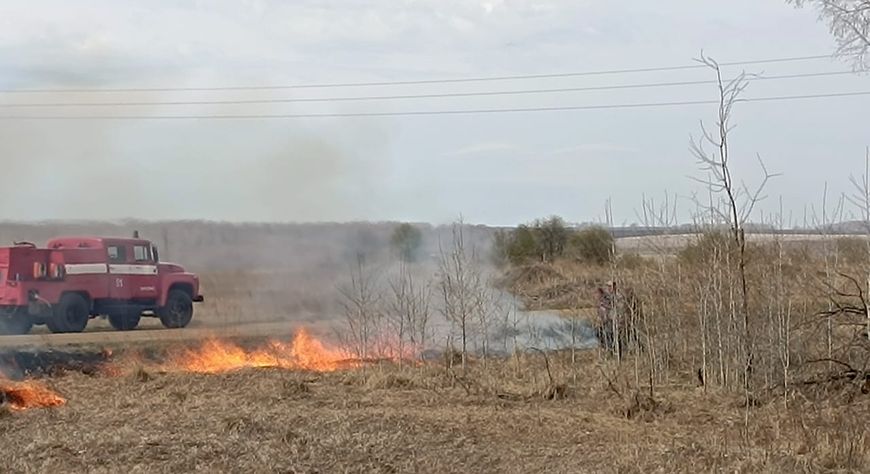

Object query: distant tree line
[493,216,614,265]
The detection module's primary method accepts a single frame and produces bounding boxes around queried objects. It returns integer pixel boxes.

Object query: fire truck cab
[0,235,203,335]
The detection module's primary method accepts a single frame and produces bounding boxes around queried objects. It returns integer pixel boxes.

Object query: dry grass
[1,352,868,473]
[498,262,603,311]
[616,233,870,257]
[2,223,869,472]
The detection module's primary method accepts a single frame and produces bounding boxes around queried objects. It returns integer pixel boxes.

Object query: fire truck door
[107,244,132,300]
[126,244,159,300]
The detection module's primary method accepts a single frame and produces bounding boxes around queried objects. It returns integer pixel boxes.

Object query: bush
[533,216,570,262]
[493,217,572,264]
[493,225,540,265]
[568,226,614,265]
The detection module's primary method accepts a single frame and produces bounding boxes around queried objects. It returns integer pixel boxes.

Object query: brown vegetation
[1,352,868,473]
[502,232,870,393]
[2,217,870,471]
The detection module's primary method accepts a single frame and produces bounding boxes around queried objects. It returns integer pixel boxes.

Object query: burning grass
[0,327,364,412]
[1,326,869,471]
[163,328,359,374]
[0,378,65,411]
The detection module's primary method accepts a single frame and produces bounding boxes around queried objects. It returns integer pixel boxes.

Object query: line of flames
[164,328,362,374]
[1,327,417,411]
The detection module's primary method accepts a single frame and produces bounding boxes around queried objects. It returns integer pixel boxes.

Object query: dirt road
[0,321,301,350]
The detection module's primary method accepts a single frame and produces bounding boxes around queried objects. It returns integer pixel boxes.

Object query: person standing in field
[596,281,642,356]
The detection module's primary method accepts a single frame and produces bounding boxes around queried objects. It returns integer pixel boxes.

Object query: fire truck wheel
[108,312,141,331]
[49,293,90,333]
[159,289,193,329]
[0,310,33,335]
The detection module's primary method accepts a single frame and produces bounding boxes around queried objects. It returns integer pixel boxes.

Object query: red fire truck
[0,235,203,335]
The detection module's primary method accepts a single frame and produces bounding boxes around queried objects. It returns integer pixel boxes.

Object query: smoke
[0,29,394,223]
[0,118,390,222]
[0,120,147,219]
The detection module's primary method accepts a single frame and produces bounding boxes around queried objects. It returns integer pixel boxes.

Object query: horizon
[1,216,868,233]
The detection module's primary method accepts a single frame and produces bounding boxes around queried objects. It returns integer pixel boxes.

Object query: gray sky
[0,0,867,226]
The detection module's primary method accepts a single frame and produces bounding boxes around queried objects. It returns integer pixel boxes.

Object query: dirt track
[0,321,301,350]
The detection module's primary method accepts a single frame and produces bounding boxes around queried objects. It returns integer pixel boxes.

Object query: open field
[2,350,869,474]
[615,233,870,257]
[1,221,869,472]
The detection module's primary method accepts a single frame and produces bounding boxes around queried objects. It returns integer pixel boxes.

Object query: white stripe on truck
[109,264,158,275]
[64,263,109,275]
[64,263,158,275]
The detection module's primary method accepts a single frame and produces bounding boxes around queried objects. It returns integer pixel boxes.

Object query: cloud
[449,142,520,157]
[551,144,639,155]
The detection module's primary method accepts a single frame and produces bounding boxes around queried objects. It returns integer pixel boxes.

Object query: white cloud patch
[449,142,520,156]
[551,144,639,155]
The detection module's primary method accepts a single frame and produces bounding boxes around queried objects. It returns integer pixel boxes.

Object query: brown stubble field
[2,351,868,474]
[2,224,870,472]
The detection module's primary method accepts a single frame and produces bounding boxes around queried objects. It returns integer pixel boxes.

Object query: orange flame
[0,379,66,411]
[167,328,358,374]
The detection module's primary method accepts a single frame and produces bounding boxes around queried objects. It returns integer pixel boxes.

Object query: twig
[805,358,858,372]
[597,366,623,398]
[529,347,554,385]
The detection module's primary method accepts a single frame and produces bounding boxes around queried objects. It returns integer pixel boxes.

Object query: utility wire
[0,54,836,94]
[0,70,860,108]
[0,90,867,120]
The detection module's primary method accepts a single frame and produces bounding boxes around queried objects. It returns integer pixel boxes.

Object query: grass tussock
[132,366,152,383]
[497,262,602,310]
[281,378,311,397]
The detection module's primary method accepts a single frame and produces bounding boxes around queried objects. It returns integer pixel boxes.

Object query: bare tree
[339,253,383,360]
[690,53,778,394]
[789,0,870,68]
[437,220,487,374]
[387,261,432,365]
[844,148,870,341]
[810,183,847,370]
[475,284,496,369]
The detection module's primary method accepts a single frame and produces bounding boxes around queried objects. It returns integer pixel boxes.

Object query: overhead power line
[0,70,859,108]
[0,54,836,94]
[0,90,867,120]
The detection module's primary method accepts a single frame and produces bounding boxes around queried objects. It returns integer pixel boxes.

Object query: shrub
[493,225,539,265]
[568,226,614,265]
[533,216,570,262]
